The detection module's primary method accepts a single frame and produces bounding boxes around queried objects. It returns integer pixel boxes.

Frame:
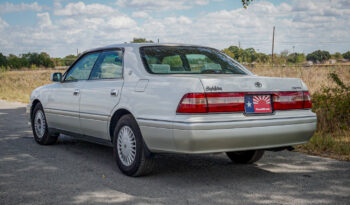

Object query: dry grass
[0,66,349,160]
[250,65,350,94]
[296,131,350,161]
[0,69,65,103]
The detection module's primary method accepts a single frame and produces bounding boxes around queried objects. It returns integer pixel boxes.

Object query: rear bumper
[138,110,317,154]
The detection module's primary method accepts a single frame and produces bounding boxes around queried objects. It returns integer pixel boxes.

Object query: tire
[113,114,155,177]
[226,150,264,164]
[31,103,59,145]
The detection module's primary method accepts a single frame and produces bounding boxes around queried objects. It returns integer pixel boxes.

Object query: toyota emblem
[255,82,262,88]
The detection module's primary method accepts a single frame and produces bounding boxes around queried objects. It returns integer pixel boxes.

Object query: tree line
[1,39,349,70]
[222,46,350,65]
[0,52,78,70]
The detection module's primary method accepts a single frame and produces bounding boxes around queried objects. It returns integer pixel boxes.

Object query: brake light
[303,91,312,109]
[273,91,304,110]
[177,91,312,114]
[273,91,312,110]
[176,92,245,113]
[176,93,208,113]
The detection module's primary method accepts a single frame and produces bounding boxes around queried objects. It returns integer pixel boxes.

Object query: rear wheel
[226,150,264,164]
[31,103,59,145]
[113,114,155,176]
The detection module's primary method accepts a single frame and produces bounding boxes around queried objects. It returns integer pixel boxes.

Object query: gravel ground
[0,100,349,205]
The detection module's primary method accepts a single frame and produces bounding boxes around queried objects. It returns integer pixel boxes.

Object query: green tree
[343,51,350,60]
[130,38,154,43]
[306,50,331,63]
[39,52,54,67]
[242,0,254,8]
[243,48,257,63]
[332,52,343,60]
[287,53,305,64]
[62,54,78,66]
[256,53,270,63]
[7,54,26,69]
[0,53,7,67]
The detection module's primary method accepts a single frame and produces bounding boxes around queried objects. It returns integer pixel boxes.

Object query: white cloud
[54,1,115,17]
[37,12,52,29]
[1,0,350,57]
[116,0,210,11]
[0,2,43,14]
[132,11,150,19]
[0,17,9,29]
[107,16,137,29]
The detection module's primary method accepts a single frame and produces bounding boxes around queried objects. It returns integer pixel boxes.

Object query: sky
[0,0,349,57]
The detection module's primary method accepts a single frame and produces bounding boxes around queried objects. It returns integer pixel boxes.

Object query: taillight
[176,92,245,113]
[177,91,312,114]
[176,93,208,113]
[273,91,304,110]
[273,91,312,110]
[303,91,312,109]
[206,93,245,112]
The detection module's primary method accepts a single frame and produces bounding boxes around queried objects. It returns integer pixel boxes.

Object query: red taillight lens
[303,91,312,109]
[273,91,304,110]
[176,93,208,113]
[273,91,312,110]
[177,91,312,114]
[176,92,245,113]
[206,92,245,112]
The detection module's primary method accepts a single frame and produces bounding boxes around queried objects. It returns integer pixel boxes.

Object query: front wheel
[31,103,59,145]
[113,114,155,176]
[226,150,264,164]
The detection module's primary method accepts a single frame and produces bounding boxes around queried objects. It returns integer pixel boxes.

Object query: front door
[79,49,124,139]
[45,52,100,134]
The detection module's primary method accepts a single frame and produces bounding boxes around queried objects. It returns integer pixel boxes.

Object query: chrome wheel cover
[34,110,46,139]
[117,126,137,166]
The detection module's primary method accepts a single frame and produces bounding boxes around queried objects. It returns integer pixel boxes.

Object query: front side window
[65,53,99,81]
[140,46,247,75]
[89,50,123,80]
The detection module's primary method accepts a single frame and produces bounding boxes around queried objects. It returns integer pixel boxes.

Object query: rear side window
[140,46,246,75]
[89,50,123,80]
[65,53,99,81]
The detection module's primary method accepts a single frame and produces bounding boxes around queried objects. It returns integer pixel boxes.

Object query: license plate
[245,95,272,114]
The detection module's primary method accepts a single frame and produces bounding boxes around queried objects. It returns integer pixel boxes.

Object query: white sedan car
[27,43,317,176]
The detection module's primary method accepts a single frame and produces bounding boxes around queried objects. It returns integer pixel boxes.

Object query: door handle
[110,89,118,96]
[73,89,80,96]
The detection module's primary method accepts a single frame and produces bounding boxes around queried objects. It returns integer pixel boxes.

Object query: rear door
[79,49,124,140]
[46,52,100,133]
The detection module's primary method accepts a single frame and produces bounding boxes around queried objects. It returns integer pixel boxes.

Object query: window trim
[62,51,101,82]
[88,49,124,81]
[62,47,124,82]
[139,45,249,75]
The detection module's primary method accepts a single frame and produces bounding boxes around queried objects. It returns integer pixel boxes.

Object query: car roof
[84,43,206,53]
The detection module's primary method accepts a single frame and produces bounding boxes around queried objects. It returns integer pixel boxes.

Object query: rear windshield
[140,46,247,75]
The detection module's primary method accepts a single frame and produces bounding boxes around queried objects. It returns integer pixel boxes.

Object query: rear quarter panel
[112,47,204,151]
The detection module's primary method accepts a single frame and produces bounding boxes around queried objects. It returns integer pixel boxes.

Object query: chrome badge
[255,82,262,88]
[206,86,223,91]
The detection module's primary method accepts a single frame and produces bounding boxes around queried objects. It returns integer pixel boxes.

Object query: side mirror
[50,72,62,82]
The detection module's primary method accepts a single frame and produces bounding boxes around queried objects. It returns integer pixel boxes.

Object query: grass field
[0,65,349,160]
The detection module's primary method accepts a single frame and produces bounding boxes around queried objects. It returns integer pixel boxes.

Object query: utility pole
[238,41,241,48]
[76,48,78,56]
[157,38,159,43]
[271,26,275,65]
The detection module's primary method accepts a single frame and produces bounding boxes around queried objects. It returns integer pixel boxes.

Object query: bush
[312,72,350,133]
[306,50,331,63]
[343,51,350,60]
